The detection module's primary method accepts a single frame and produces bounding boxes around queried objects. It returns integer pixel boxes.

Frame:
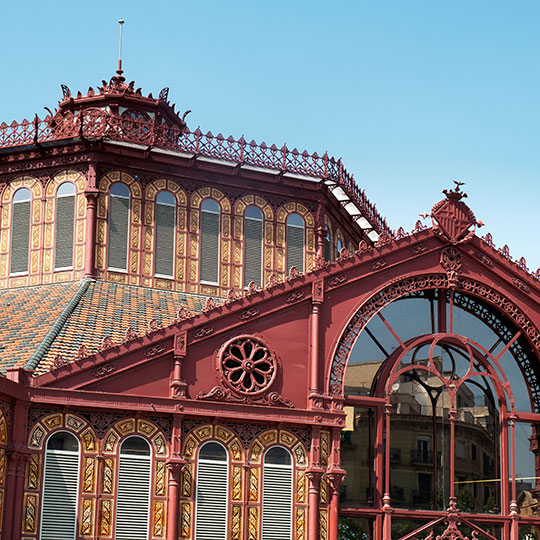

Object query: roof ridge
[25,279,93,371]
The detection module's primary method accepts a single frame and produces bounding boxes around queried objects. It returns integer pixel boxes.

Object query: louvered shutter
[155,203,175,276]
[200,211,219,283]
[244,217,263,287]
[261,464,293,540]
[115,454,151,540]
[195,459,228,540]
[10,200,30,274]
[108,195,130,270]
[286,224,304,273]
[55,195,75,269]
[40,450,80,540]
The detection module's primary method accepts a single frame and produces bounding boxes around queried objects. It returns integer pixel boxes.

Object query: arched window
[262,446,293,540]
[195,441,228,540]
[336,237,344,258]
[339,288,540,537]
[244,205,263,287]
[55,182,76,270]
[40,431,80,540]
[286,213,305,273]
[155,190,176,277]
[324,229,332,262]
[10,187,31,274]
[115,436,151,540]
[200,198,220,284]
[107,183,130,271]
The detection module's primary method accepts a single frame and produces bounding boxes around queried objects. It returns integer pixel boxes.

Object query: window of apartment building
[262,446,293,540]
[200,199,220,284]
[115,436,152,540]
[244,205,263,287]
[286,213,304,273]
[40,432,80,540]
[54,182,76,270]
[108,183,130,271]
[155,190,176,278]
[195,441,228,540]
[10,187,31,274]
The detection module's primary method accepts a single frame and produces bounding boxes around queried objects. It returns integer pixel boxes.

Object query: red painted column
[3,451,18,540]
[327,470,345,540]
[309,280,324,403]
[5,399,29,540]
[166,415,185,540]
[327,427,345,540]
[382,402,392,540]
[83,190,99,278]
[307,470,323,540]
[12,454,28,540]
[83,161,99,278]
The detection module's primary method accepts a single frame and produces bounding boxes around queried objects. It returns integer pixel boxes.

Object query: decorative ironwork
[219,335,277,396]
[0,105,391,237]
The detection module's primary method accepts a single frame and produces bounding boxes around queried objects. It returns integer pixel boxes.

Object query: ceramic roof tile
[39,280,218,372]
[0,282,81,373]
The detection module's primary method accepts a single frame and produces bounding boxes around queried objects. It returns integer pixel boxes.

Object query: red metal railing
[0,108,392,236]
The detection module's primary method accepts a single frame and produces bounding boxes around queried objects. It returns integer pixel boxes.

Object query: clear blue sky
[1,1,539,270]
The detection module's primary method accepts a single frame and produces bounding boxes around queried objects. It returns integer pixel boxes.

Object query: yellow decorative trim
[180,501,192,539]
[155,460,166,496]
[153,500,166,538]
[79,497,94,536]
[25,453,40,490]
[22,493,38,533]
[230,505,242,540]
[99,499,113,536]
[82,456,96,494]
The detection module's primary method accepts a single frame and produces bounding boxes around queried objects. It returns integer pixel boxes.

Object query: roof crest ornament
[430,181,483,244]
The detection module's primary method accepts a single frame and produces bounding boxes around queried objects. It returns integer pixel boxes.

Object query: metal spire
[117,19,125,76]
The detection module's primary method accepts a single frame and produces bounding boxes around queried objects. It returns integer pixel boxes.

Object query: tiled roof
[0,281,81,373]
[0,280,217,374]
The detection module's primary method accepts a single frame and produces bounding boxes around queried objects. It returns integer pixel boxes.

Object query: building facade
[0,69,540,540]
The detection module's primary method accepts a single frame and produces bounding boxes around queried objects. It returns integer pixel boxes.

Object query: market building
[0,67,539,540]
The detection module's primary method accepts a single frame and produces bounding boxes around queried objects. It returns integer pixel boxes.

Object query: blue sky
[1,1,539,269]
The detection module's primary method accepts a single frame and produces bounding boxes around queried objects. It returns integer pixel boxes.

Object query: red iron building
[0,68,540,540]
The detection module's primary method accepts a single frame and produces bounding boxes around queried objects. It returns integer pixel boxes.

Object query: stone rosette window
[218,335,277,396]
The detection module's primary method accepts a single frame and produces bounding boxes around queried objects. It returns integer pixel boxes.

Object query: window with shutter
[155,190,176,277]
[286,213,305,273]
[200,199,220,284]
[195,442,228,540]
[55,182,76,270]
[40,432,80,540]
[244,205,263,287]
[107,183,130,271]
[10,187,31,274]
[115,437,151,540]
[336,238,343,258]
[324,230,332,262]
[262,447,293,540]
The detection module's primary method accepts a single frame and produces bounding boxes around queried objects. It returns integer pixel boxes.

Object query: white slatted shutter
[155,202,175,276]
[200,208,220,283]
[40,449,80,540]
[195,457,228,539]
[115,454,151,540]
[55,195,75,269]
[262,463,293,540]
[244,215,263,287]
[108,193,130,270]
[10,199,30,274]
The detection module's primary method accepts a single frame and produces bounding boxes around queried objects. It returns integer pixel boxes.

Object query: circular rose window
[219,336,277,396]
